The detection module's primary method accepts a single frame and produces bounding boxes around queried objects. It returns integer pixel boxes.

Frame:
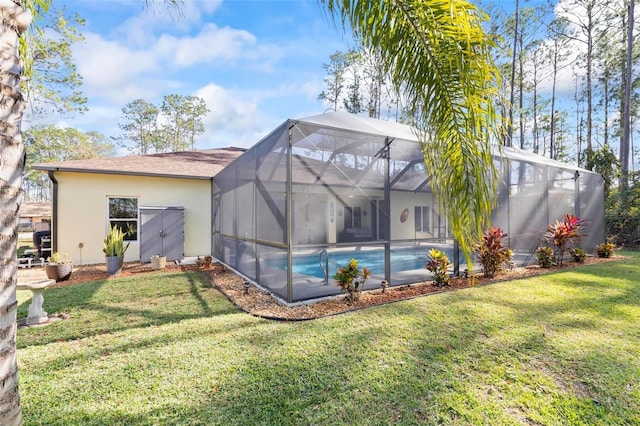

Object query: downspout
[48,170,58,252]
[209,177,214,258]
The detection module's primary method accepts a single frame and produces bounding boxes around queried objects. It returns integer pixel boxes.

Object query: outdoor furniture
[18,253,45,269]
[17,279,56,325]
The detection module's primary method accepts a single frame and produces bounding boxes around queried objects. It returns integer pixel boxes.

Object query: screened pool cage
[212,112,605,303]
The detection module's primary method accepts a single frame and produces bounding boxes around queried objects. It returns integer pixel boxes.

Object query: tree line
[118,94,209,155]
[23,93,209,202]
[316,0,638,243]
[16,3,209,202]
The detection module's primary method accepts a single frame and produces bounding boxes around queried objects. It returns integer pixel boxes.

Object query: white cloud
[193,82,261,147]
[114,0,224,46]
[73,19,260,107]
[74,33,160,95]
[154,24,256,67]
[51,0,349,149]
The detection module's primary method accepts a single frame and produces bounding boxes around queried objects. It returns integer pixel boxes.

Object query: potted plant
[150,254,166,270]
[103,225,130,276]
[45,252,73,282]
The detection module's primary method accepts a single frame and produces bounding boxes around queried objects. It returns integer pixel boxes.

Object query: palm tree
[320,0,501,263]
[0,2,179,423]
[0,1,35,423]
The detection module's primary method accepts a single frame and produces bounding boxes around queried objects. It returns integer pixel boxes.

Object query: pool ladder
[319,249,329,285]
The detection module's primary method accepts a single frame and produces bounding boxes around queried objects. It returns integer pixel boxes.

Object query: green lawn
[17,252,640,425]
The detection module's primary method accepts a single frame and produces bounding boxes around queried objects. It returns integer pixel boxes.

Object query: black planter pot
[45,263,73,282]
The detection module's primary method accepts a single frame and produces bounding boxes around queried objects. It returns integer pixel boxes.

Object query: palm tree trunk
[0,0,31,424]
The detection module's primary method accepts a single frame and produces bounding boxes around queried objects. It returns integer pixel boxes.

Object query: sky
[27,0,633,159]
[32,0,358,152]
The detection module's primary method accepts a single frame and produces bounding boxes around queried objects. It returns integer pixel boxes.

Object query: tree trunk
[518,26,524,150]
[585,3,593,158]
[550,44,558,160]
[620,0,634,192]
[505,0,519,148]
[0,1,30,424]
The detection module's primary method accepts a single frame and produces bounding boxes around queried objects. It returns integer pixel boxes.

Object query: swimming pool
[268,246,456,279]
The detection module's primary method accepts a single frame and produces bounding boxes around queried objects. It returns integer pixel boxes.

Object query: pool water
[271,247,456,279]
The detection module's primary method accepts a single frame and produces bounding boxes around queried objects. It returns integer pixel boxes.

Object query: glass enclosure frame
[213,112,605,303]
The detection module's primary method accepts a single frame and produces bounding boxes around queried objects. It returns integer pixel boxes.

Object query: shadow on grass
[187,271,215,317]
[17,278,108,324]
[17,271,241,349]
[20,255,640,425]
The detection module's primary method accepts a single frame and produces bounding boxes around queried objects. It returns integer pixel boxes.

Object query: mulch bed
[31,255,620,321]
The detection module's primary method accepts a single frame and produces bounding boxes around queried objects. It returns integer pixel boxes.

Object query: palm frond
[321,0,501,265]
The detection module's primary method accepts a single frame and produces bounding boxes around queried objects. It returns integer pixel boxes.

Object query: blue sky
[35,0,357,151]
[29,0,620,158]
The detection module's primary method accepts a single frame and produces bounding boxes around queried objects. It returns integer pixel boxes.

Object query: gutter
[48,170,58,253]
[33,166,214,180]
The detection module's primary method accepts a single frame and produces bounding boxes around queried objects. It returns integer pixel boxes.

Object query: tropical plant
[596,241,615,258]
[543,214,588,266]
[537,246,554,268]
[0,3,38,423]
[47,252,72,264]
[102,225,131,257]
[333,258,371,304]
[425,248,451,287]
[320,0,501,270]
[569,247,587,263]
[475,227,513,278]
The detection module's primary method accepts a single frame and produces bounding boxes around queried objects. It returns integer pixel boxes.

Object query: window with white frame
[108,197,138,241]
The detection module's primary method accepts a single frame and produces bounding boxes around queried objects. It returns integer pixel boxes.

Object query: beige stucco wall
[54,171,212,265]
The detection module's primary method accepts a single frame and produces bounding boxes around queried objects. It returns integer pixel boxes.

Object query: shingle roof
[32,147,247,179]
[19,202,52,218]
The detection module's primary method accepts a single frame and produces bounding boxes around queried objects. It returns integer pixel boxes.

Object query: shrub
[333,258,371,304]
[475,227,513,278]
[103,225,131,257]
[569,247,587,263]
[596,242,615,258]
[425,248,451,287]
[537,246,554,268]
[544,214,588,266]
[47,252,72,264]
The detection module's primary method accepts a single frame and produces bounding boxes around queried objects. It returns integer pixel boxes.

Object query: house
[34,112,605,303]
[33,148,245,265]
[19,202,52,232]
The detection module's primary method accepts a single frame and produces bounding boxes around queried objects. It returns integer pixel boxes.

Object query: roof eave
[31,165,214,180]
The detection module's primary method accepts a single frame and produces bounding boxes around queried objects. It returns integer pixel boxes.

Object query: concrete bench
[17,279,56,325]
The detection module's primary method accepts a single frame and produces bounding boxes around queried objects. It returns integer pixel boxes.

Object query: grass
[17,252,640,425]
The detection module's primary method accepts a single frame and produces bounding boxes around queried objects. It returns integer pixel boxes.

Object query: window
[344,206,362,229]
[108,197,138,241]
[415,206,430,232]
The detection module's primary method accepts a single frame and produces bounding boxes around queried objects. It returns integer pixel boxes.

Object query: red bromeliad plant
[475,227,513,278]
[543,214,588,266]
